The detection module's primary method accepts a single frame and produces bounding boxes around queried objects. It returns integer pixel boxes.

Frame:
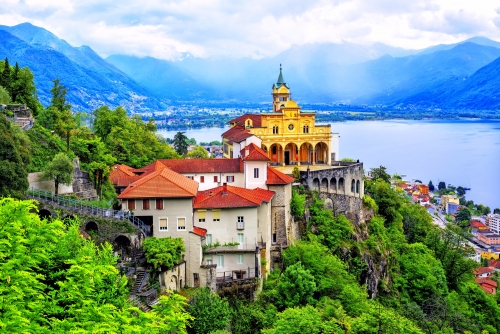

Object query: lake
[158,119,500,210]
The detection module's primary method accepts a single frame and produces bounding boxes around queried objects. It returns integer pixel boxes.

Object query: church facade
[222,67,339,166]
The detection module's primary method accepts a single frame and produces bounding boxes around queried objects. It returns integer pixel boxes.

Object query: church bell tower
[272,65,291,112]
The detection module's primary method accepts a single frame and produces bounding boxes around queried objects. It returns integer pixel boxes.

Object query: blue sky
[2,0,500,60]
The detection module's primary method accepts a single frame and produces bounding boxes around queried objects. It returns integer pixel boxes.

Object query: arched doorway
[299,142,313,164]
[330,177,337,193]
[338,178,345,194]
[312,178,320,191]
[284,143,298,165]
[38,209,52,221]
[351,179,356,194]
[269,143,283,165]
[356,180,361,195]
[85,221,98,233]
[321,178,328,192]
[114,235,131,261]
[315,142,328,164]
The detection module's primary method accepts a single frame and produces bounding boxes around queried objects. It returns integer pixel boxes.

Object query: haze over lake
[159,119,500,210]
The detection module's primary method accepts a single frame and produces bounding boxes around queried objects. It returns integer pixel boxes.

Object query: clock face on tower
[288,124,294,131]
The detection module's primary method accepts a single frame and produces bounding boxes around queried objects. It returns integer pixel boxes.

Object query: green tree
[41,152,74,196]
[456,186,466,197]
[438,181,446,190]
[50,78,71,112]
[276,262,316,309]
[173,131,189,156]
[428,180,435,192]
[142,237,185,270]
[263,305,342,334]
[370,165,391,183]
[0,57,11,90]
[0,85,10,103]
[0,114,30,198]
[291,165,301,181]
[290,188,306,219]
[187,288,230,334]
[341,157,356,162]
[455,207,472,225]
[494,208,500,214]
[187,145,209,158]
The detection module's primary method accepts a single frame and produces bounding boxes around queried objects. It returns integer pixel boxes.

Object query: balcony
[237,221,244,230]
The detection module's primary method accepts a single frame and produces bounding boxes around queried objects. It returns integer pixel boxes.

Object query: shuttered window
[198,210,206,222]
[143,199,150,210]
[128,199,135,210]
[212,210,220,221]
[178,217,186,230]
[159,218,168,231]
[156,199,163,210]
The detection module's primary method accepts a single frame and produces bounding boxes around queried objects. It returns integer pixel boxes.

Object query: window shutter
[212,210,220,221]
[128,199,135,210]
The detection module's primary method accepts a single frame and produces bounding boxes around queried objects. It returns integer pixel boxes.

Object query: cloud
[1,0,500,59]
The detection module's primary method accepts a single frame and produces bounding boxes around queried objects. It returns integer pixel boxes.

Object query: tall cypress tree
[0,57,11,91]
[10,62,20,102]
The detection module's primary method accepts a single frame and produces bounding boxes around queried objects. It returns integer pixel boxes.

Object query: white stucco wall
[182,172,245,190]
[244,161,268,190]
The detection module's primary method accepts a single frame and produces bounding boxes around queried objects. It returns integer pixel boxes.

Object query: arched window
[303,125,309,133]
[356,180,360,194]
[351,179,356,193]
[273,126,279,134]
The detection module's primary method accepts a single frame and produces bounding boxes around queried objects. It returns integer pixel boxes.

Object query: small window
[156,199,163,210]
[198,210,206,222]
[214,175,218,182]
[238,216,244,223]
[237,254,243,264]
[254,168,259,178]
[143,199,150,210]
[128,199,135,210]
[272,233,277,243]
[206,256,213,265]
[200,176,205,183]
[178,217,186,230]
[226,175,234,183]
[206,234,212,244]
[159,218,168,231]
[187,176,194,180]
[212,210,220,222]
[303,125,309,133]
[217,255,224,268]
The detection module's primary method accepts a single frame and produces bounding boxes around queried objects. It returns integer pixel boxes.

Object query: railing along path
[26,188,151,236]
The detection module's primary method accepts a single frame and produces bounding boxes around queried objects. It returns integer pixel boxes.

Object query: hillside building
[222,67,339,165]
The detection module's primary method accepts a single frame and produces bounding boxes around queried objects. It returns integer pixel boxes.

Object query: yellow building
[441,195,459,208]
[222,67,339,166]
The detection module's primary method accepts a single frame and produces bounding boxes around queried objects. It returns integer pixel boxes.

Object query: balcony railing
[237,221,244,230]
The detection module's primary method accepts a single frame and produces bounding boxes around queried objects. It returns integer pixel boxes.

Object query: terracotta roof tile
[110,164,136,184]
[194,185,274,209]
[116,175,143,187]
[192,226,207,237]
[221,125,254,144]
[229,114,262,127]
[266,166,295,185]
[474,267,495,276]
[488,260,500,268]
[240,143,269,161]
[118,168,198,199]
[159,159,243,173]
[471,221,487,228]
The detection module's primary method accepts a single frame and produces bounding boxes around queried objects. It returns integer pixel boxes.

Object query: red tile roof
[476,278,497,294]
[240,143,269,161]
[192,226,207,237]
[229,114,262,127]
[116,175,143,187]
[110,164,136,184]
[474,267,495,276]
[266,166,295,185]
[488,260,500,268]
[133,160,167,174]
[221,125,254,144]
[471,221,487,228]
[159,159,243,173]
[118,168,198,199]
[194,184,274,209]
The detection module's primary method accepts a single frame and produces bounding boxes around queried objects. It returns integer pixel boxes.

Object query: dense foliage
[0,198,192,333]
[142,237,185,270]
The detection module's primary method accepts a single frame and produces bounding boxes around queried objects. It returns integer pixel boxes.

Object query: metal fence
[26,188,151,236]
[216,267,259,283]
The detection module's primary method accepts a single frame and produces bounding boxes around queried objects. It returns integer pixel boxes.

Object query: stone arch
[351,179,356,193]
[324,198,334,210]
[330,177,337,193]
[269,143,283,165]
[168,275,178,291]
[338,178,345,193]
[321,178,328,192]
[314,142,329,164]
[85,221,99,233]
[299,142,313,164]
[114,235,131,248]
[38,209,53,221]
[113,235,132,260]
[356,180,360,194]
[312,178,320,191]
[284,142,298,165]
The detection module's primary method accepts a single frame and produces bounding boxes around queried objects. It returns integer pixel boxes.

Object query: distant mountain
[0,23,163,112]
[355,42,500,105]
[105,55,212,100]
[418,36,500,55]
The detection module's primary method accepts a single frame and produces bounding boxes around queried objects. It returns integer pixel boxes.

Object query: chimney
[222,182,228,195]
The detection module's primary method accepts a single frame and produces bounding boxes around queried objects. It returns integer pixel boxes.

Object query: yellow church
[222,67,339,166]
